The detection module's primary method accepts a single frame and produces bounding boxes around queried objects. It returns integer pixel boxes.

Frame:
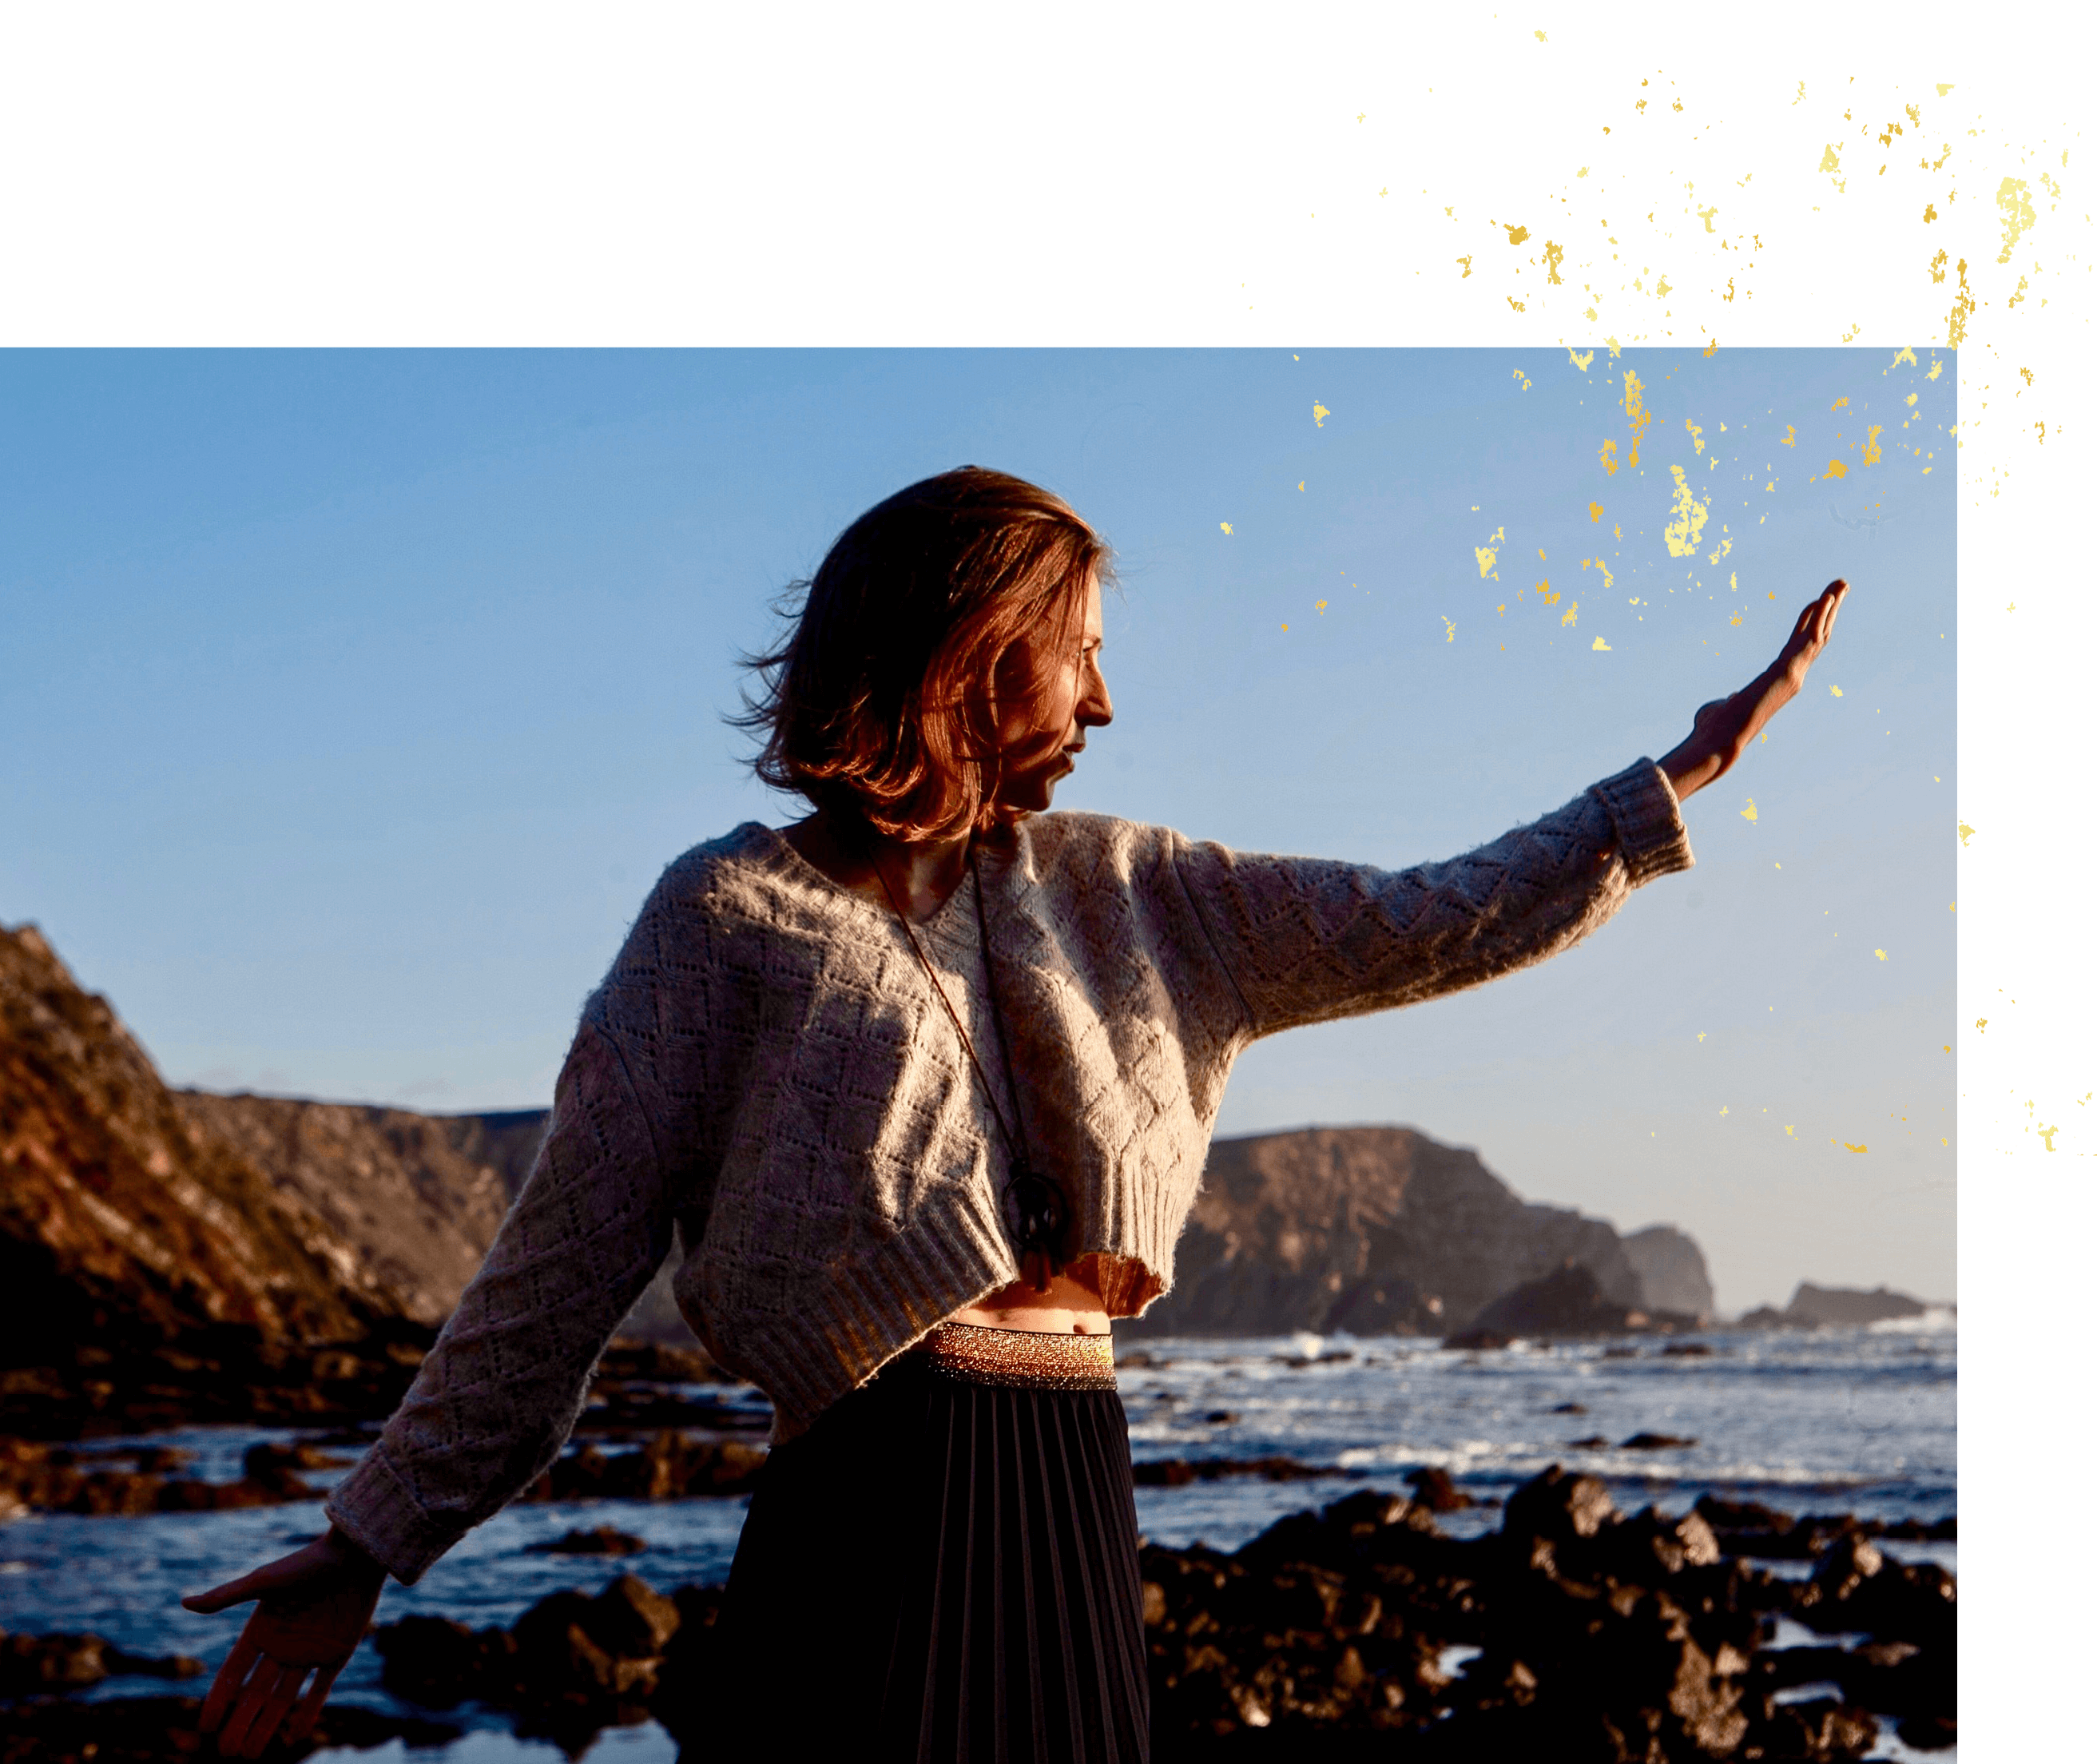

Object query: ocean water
[0,1319,1955,1761]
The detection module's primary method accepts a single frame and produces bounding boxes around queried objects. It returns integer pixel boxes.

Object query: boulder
[1456,1261,1645,1342]
[1784,1283,1936,1326]
[1621,1224,1716,1321]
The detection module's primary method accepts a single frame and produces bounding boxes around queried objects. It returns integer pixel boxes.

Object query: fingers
[284,1665,343,1748]
[240,1661,312,1759]
[183,1571,268,1616]
[199,1633,264,1733]
[217,1658,301,1758]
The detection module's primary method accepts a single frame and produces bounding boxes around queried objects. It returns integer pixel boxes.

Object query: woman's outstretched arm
[1170,580,1849,1039]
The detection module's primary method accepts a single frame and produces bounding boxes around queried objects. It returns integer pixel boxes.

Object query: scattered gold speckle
[1312,402,1330,428]
[1591,636,1611,651]
[1219,521,1233,535]
[1740,799,1757,823]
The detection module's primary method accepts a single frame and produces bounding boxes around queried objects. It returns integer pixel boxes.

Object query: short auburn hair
[737,467,1111,842]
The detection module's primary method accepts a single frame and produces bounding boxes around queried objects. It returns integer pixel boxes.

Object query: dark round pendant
[1001,1164,1069,1257]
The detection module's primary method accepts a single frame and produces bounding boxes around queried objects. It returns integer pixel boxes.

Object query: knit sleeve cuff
[322,1444,460,1587]
[1591,758,1694,888]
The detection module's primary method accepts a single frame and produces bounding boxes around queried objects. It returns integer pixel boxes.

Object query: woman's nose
[1081,662,1113,728]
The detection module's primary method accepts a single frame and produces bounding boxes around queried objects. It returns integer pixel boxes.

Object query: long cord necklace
[870,841,1070,1294]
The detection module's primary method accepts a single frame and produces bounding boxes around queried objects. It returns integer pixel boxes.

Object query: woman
[184,467,1846,1759]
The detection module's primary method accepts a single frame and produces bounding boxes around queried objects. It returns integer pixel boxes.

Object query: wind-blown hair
[736,467,1110,842]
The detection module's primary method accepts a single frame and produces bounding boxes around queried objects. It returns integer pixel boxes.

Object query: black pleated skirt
[701,1333,1150,1762]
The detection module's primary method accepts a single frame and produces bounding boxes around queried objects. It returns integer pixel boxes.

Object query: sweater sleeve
[1168,758,1693,1041]
[323,1015,676,1583]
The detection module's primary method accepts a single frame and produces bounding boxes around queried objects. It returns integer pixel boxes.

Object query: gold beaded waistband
[913,1322,1118,1392]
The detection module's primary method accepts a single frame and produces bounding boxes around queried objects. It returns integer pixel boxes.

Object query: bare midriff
[946,1253,1113,1335]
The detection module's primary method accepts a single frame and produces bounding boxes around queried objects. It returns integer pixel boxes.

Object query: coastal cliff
[1121,1126,1696,1338]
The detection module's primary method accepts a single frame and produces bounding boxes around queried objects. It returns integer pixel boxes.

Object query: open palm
[182,1529,386,1756]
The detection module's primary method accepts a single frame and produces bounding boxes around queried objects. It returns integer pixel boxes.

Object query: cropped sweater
[324,760,1692,1583]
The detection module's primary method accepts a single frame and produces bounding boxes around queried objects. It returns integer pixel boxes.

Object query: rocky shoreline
[0,1467,1955,1762]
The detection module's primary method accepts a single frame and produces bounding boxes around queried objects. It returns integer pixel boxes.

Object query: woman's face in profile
[989,572,1113,816]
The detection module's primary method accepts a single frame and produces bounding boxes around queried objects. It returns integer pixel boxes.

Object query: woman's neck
[781,811,977,924]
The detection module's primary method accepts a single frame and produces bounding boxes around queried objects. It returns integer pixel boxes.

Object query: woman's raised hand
[181,1528,387,1756]
[1659,579,1849,801]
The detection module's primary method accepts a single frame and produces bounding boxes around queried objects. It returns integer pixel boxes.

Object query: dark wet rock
[1550,1401,1587,1413]
[378,1574,688,1736]
[1620,1432,1698,1451]
[1567,1435,1610,1448]
[0,1694,459,1762]
[1201,1411,1239,1426]
[0,1631,202,1697]
[0,1435,338,1516]
[1133,1456,1347,1487]
[1896,1711,1957,1750]
[520,1429,766,1502]
[1751,1696,1878,1760]
[1503,1466,1618,1544]
[1660,1343,1714,1357]
[1404,1467,1471,1512]
[1791,1533,1956,1653]
[1442,1329,1511,1351]
[528,1526,647,1556]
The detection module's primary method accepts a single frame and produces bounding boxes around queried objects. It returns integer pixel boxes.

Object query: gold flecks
[1560,602,1579,628]
[1697,205,1718,232]
[1591,636,1611,651]
[1923,202,1938,223]
[1936,82,1952,96]
[1664,465,1710,558]
[1313,402,1330,427]
[1831,396,1849,410]
[1458,255,1473,279]
[1219,521,1233,535]
[1891,346,1917,368]
[1830,685,1845,697]
[1544,241,1564,284]
[2039,1125,2059,1151]
[1843,1142,1869,1154]
[1297,481,1305,491]
[1443,617,1456,643]
[1599,439,1619,477]
[1507,296,1527,312]
[1623,371,1652,467]
[1686,417,1706,455]
[1568,348,1595,372]
[1593,558,1614,590]
[1741,798,1758,822]
[1475,546,1500,579]
[1947,257,1976,347]
[1957,820,1976,846]
[1315,600,1328,614]
[1697,1032,1707,1043]
[1588,501,1603,522]
[1825,459,1849,479]
[1863,425,1884,466]
[1505,223,1531,245]
[1996,176,2037,262]
[1780,425,1796,447]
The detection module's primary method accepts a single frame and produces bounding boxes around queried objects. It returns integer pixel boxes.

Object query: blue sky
[2,348,1955,1312]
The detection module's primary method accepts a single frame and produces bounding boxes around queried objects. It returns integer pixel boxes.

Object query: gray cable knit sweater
[325,759,1691,1583]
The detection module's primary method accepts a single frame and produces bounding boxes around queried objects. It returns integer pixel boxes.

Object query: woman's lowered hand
[181,1527,387,1756]
[1659,578,1849,801]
